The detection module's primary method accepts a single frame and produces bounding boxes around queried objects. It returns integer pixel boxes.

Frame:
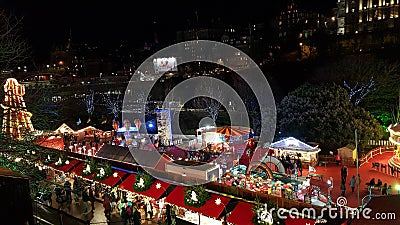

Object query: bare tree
[195,80,224,122]
[343,78,375,105]
[313,55,400,105]
[0,10,30,72]
[102,93,122,121]
[84,90,94,123]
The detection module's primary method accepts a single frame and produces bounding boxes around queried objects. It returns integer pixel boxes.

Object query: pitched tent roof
[75,126,103,133]
[54,123,74,134]
[269,137,320,153]
[216,126,251,136]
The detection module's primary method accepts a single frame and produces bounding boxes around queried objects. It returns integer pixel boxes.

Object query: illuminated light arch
[247,161,274,179]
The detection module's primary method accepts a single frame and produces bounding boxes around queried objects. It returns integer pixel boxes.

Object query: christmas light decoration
[1,78,34,139]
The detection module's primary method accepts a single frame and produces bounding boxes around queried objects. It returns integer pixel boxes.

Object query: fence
[365,139,392,146]
[318,155,354,167]
[358,146,395,167]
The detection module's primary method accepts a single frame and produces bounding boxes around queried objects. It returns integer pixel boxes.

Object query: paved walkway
[306,152,400,208]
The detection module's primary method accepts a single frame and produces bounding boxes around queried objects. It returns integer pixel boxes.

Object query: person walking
[341,166,348,184]
[296,158,303,176]
[349,175,356,193]
[340,182,346,197]
[382,183,388,195]
[103,195,112,222]
[133,207,141,225]
[327,176,334,196]
[89,187,95,213]
[82,187,89,215]
[388,185,393,195]
[166,204,172,225]
[335,154,341,165]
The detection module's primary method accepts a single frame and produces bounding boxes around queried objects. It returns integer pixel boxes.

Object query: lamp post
[395,184,400,195]
[215,198,227,224]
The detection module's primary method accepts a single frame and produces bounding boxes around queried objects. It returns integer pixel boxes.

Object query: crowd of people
[366,178,393,195]
[37,169,180,225]
[278,154,303,177]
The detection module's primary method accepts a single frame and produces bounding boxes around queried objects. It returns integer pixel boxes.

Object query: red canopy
[284,217,316,225]
[216,126,251,136]
[50,159,82,173]
[226,201,255,225]
[118,173,136,190]
[118,173,171,200]
[165,186,230,219]
[70,162,95,180]
[98,170,127,187]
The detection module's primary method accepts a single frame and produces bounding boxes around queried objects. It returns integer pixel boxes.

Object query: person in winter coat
[103,196,112,221]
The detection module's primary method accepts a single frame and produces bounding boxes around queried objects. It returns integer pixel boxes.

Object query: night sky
[0,0,336,59]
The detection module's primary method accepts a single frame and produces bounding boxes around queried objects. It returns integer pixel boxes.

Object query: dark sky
[0,0,336,59]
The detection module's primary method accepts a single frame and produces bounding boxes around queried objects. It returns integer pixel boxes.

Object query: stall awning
[98,170,127,187]
[118,173,171,200]
[70,161,95,180]
[269,137,320,153]
[165,186,231,219]
[118,173,136,190]
[50,159,82,173]
[226,201,255,225]
[284,218,316,225]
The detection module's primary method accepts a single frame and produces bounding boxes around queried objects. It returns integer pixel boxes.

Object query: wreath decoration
[43,154,55,165]
[94,163,113,180]
[82,158,97,176]
[252,198,282,225]
[134,172,154,192]
[54,153,68,167]
[184,185,210,208]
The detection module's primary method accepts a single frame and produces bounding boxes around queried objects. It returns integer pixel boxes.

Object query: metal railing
[358,146,395,167]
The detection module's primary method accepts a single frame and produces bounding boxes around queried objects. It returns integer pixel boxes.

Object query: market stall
[196,126,252,154]
[226,201,255,225]
[222,164,311,202]
[164,185,230,225]
[269,137,320,164]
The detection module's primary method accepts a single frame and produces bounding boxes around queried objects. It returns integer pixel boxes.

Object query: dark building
[176,21,269,63]
[0,166,33,225]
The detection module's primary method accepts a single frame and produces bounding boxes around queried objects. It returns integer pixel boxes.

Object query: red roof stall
[118,173,171,200]
[50,159,82,174]
[226,201,255,225]
[165,186,231,224]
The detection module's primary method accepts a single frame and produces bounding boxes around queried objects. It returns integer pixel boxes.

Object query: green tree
[277,83,383,151]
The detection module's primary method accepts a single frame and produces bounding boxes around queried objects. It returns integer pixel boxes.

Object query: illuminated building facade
[337,0,400,34]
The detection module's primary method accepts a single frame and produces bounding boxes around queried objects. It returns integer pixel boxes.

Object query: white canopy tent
[269,137,321,163]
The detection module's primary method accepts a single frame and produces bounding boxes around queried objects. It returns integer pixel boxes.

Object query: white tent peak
[270,137,320,152]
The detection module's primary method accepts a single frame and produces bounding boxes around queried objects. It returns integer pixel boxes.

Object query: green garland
[54,153,68,167]
[133,172,154,192]
[81,158,97,176]
[252,198,282,225]
[184,185,210,208]
[94,163,113,180]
